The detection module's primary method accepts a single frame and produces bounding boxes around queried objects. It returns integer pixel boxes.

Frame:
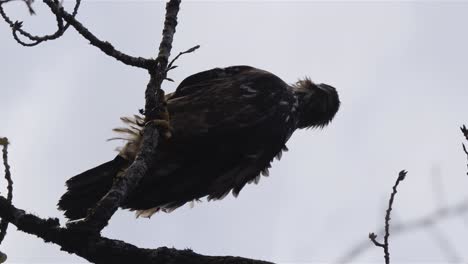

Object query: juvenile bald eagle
[58,65,340,220]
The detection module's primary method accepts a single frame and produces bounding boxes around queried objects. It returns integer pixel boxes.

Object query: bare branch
[42,0,153,69]
[69,0,181,232]
[0,137,12,262]
[1,0,152,68]
[166,44,201,74]
[461,125,468,141]
[462,125,468,176]
[0,195,272,264]
[0,0,35,14]
[0,0,80,47]
[368,233,384,248]
[368,170,407,264]
[0,138,269,264]
[336,198,468,264]
[2,0,275,263]
[145,0,181,120]
[0,137,12,246]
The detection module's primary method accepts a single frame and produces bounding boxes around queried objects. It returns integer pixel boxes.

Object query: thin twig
[461,125,468,141]
[0,0,35,14]
[0,195,272,264]
[337,199,468,263]
[145,0,181,120]
[0,139,12,204]
[368,170,407,264]
[166,44,200,76]
[1,0,151,69]
[0,0,80,46]
[461,125,468,176]
[42,0,153,69]
[0,137,12,263]
[368,233,384,248]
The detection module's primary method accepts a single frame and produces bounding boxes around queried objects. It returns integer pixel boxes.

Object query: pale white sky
[1,1,468,263]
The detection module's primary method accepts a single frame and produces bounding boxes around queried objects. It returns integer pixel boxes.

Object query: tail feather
[58,155,128,220]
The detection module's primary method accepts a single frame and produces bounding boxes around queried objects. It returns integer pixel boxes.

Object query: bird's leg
[148,110,172,139]
[145,90,173,139]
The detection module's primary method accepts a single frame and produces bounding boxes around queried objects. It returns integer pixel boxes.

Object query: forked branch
[70,0,181,232]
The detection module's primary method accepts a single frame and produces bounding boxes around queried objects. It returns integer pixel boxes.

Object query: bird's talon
[146,119,173,139]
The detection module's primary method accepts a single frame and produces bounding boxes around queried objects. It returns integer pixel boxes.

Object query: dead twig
[0,0,80,46]
[461,125,468,176]
[369,170,407,264]
[1,0,152,69]
[0,0,34,14]
[42,0,153,69]
[0,138,12,263]
[0,195,272,264]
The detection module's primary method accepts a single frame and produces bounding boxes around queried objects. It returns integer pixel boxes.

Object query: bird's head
[292,78,340,129]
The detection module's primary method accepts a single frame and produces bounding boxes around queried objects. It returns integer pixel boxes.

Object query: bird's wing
[167,65,292,140]
[170,65,256,98]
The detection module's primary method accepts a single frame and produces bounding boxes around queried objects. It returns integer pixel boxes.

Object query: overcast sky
[1,1,468,263]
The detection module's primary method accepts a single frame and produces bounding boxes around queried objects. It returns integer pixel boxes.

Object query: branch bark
[42,0,153,69]
[71,0,181,232]
[0,138,12,246]
[0,196,272,264]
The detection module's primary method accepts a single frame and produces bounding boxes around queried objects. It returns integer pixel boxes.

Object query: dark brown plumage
[58,65,340,219]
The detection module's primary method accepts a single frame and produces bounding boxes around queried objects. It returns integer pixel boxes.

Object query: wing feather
[167,66,290,139]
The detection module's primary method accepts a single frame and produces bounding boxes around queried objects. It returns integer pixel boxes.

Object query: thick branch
[73,0,181,232]
[0,196,272,264]
[145,0,180,120]
[73,121,160,231]
[461,125,468,176]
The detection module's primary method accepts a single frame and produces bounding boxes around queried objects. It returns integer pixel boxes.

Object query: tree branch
[0,0,153,68]
[0,0,80,46]
[71,0,181,232]
[0,1,272,263]
[42,0,153,69]
[337,197,468,263]
[0,137,12,255]
[368,170,407,264]
[0,195,272,264]
[165,44,200,81]
[461,125,468,176]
